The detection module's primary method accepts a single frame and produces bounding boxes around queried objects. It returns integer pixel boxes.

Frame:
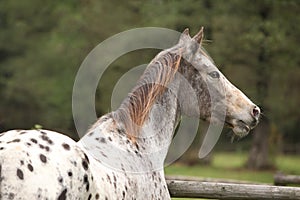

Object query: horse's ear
[182,28,190,36]
[179,28,190,43]
[193,27,204,45]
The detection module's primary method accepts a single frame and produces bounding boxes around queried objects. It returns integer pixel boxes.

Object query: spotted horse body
[0,28,260,199]
[0,129,93,199]
[0,126,167,199]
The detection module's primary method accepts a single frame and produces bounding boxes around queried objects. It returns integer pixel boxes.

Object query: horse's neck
[113,52,182,153]
[79,52,182,172]
[122,79,181,170]
[115,73,181,156]
[138,82,181,152]
[78,80,181,174]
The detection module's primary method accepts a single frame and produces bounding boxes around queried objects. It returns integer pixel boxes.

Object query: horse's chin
[226,119,250,138]
[206,117,252,138]
[232,125,250,138]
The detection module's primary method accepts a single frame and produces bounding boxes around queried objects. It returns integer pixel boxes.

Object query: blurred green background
[0,0,300,188]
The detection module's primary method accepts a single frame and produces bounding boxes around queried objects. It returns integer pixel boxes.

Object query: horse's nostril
[252,106,260,118]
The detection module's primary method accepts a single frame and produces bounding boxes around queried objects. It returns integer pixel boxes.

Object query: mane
[200,46,215,64]
[113,50,182,139]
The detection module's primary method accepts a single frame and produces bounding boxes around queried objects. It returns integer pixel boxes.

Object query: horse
[0,27,260,199]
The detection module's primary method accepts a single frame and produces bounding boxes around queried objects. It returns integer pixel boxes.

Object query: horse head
[177,27,260,138]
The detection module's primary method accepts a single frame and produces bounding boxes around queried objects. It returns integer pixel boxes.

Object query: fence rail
[166,179,300,199]
[166,175,266,185]
[274,173,300,186]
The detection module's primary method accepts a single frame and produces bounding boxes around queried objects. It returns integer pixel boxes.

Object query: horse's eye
[208,71,220,79]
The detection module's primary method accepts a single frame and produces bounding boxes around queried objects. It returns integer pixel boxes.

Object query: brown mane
[114,51,182,139]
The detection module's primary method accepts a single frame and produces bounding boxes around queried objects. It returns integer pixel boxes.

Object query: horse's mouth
[225,119,251,138]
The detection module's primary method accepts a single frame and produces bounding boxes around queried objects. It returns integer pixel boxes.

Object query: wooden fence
[166,175,300,200]
[274,173,300,186]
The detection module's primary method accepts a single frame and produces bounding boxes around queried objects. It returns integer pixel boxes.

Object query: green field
[165,152,300,199]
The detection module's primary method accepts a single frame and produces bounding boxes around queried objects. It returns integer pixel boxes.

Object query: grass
[165,152,300,199]
[276,154,300,174]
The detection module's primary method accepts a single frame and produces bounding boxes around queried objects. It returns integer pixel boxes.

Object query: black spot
[117,128,123,134]
[83,174,88,183]
[58,177,63,183]
[68,171,73,177]
[99,138,106,143]
[17,168,24,180]
[108,137,112,141]
[0,147,5,150]
[19,131,27,135]
[82,160,88,171]
[100,151,107,158]
[40,131,47,135]
[26,142,31,146]
[30,138,38,144]
[20,160,24,165]
[40,134,53,145]
[88,194,92,200]
[57,188,67,200]
[105,197,108,200]
[122,191,125,198]
[106,175,111,184]
[27,164,34,172]
[39,154,47,163]
[7,139,21,143]
[83,174,90,191]
[71,160,77,167]
[83,153,90,163]
[39,144,45,149]
[62,143,70,150]
[45,146,50,152]
[95,193,99,199]
[121,164,125,172]
[86,183,90,191]
[81,153,89,171]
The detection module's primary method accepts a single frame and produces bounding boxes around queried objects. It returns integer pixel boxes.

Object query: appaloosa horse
[0,27,260,199]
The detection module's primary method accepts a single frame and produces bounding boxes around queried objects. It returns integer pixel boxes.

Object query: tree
[245,1,273,169]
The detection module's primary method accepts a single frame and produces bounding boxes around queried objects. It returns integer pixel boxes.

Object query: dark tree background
[0,0,299,169]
